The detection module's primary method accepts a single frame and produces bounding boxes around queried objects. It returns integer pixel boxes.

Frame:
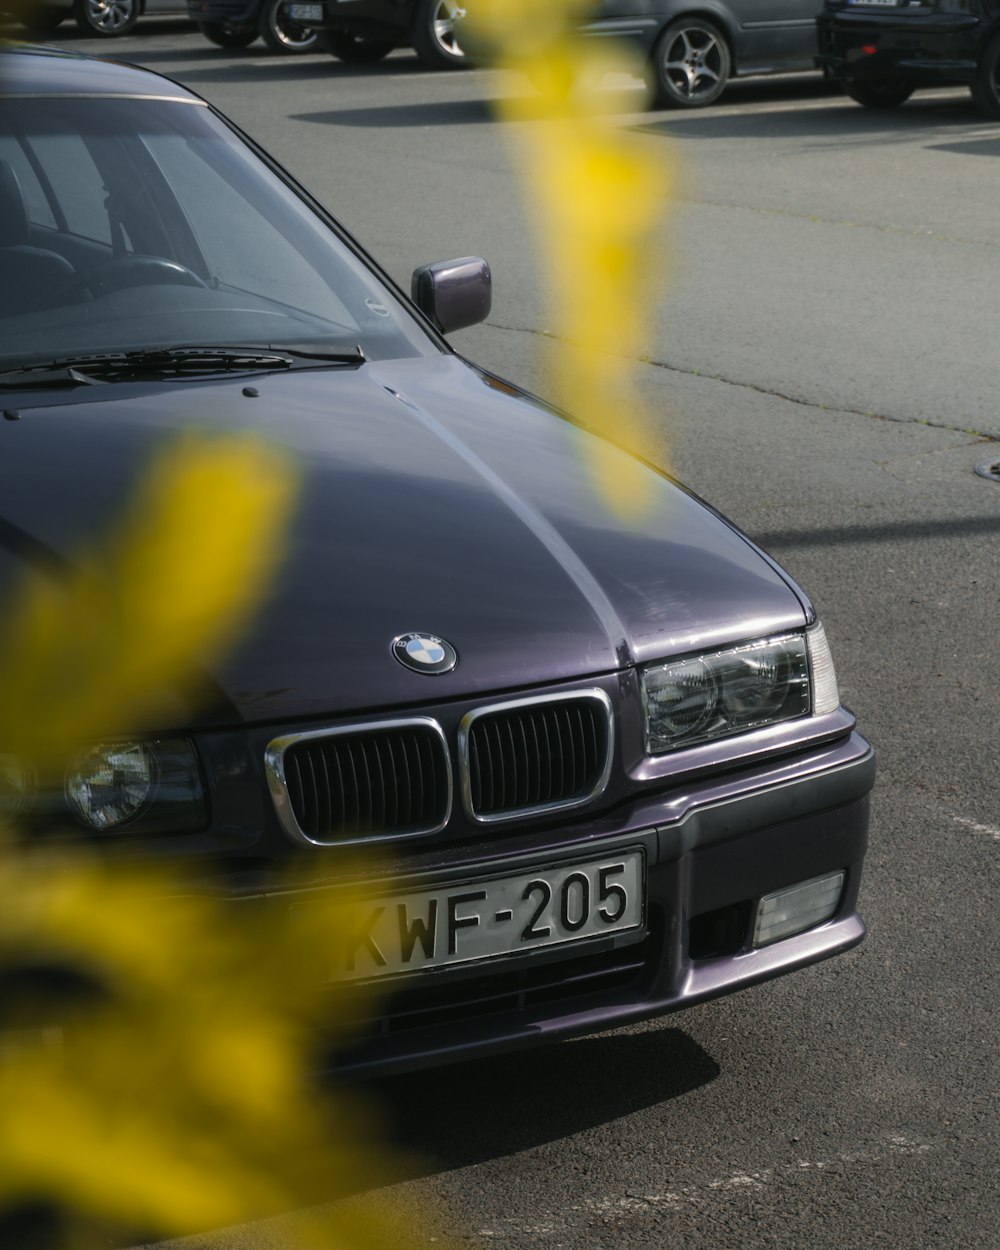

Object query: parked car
[0,45,873,1075]
[187,0,324,53]
[816,0,1000,117]
[5,0,184,37]
[287,0,466,67]
[581,0,825,107]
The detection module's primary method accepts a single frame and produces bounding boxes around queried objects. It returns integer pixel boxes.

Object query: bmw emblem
[391,632,458,675]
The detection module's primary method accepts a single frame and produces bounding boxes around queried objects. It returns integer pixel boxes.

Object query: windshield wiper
[0,344,366,388]
[0,364,106,389]
[0,348,294,388]
[274,344,366,365]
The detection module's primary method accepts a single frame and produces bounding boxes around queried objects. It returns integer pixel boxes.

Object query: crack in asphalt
[484,320,1000,443]
[668,195,1000,250]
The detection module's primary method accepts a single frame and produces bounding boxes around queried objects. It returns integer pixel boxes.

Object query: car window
[0,97,435,368]
[28,133,112,245]
[0,137,58,231]
[152,133,356,327]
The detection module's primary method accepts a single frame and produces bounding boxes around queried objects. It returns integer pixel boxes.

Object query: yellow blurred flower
[0,434,296,777]
[0,437,419,1250]
[0,852,398,1245]
[469,4,675,516]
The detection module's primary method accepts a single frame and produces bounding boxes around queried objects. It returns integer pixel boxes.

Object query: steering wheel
[37,255,208,309]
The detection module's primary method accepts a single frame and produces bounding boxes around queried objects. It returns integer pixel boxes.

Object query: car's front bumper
[816,11,982,83]
[255,730,875,1075]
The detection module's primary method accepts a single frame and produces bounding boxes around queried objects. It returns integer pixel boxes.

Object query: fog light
[753,871,845,947]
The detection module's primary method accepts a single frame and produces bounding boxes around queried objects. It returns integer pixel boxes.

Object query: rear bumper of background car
[284,731,876,1075]
[187,0,260,26]
[816,12,981,83]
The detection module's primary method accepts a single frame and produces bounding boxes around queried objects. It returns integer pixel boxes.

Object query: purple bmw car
[0,47,873,1074]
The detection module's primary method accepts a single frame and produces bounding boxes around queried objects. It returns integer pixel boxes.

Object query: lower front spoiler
[328,736,873,1076]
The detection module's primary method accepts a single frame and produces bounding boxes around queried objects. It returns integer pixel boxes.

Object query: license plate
[846,1,899,6]
[314,851,645,982]
[289,3,323,21]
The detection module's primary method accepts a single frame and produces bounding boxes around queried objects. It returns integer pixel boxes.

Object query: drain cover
[975,459,1000,482]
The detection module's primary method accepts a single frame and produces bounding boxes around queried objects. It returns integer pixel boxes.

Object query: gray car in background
[6,0,184,37]
[582,0,823,106]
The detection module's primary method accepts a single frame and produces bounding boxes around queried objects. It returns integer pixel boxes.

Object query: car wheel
[649,19,731,108]
[197,20,258,47]
[970,33,1000,118]
[258,0,324,53]
[411,0,468,69]
[326,30,394,62]
[73,0,140,36]
[843,78,915,108]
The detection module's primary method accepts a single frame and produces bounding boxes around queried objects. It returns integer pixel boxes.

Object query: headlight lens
[642,632,813,753]
[63,738,206,834]
[66,742,155,830]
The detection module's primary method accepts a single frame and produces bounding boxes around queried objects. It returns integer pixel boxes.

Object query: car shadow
[753,513,1000,552]
[356,1025,719,1179]
[274,66,993,140]
[927,136,1000,157]
[122,45,441,80]
[632,83,992,143]
[97,1029,717,1246]
[293,94,498,127]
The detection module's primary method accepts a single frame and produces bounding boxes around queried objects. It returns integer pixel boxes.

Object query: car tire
[326,30,395,62]
[73,0,140,36]
[411,0,468,69]
[843,77,915,108]
[649,18,731,108]
[258,0,324,53]
[197,20,258,47]
[970,34,1000,118]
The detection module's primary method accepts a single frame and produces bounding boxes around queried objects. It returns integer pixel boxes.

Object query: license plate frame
[304,849,646,983]
[288,3,323,22]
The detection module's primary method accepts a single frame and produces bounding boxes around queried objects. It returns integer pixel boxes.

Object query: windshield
[0,96,436,370]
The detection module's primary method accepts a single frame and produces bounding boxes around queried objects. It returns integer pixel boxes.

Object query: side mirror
[411,257,491,334]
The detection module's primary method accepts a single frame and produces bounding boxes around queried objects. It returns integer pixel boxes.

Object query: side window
[28,133,111,245]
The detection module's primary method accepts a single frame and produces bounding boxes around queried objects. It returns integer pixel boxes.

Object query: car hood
[0,354,808,726]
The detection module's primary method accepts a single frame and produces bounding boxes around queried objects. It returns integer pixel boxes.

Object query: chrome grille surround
[458,689,614,824]
[265,717,452,847]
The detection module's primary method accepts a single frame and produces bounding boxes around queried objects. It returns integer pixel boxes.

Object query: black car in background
[581,0,824,107]
[817,0,1000,116]
[286,0,465,66]
[187,0,323,52]
[0,46,873,1075]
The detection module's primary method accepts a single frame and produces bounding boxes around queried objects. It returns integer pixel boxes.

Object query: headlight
[642,629,829,754]
[64,738,206,834]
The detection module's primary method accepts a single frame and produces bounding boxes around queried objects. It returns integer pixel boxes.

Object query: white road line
[951,815,1000,842]
[476,1133,938,1239]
